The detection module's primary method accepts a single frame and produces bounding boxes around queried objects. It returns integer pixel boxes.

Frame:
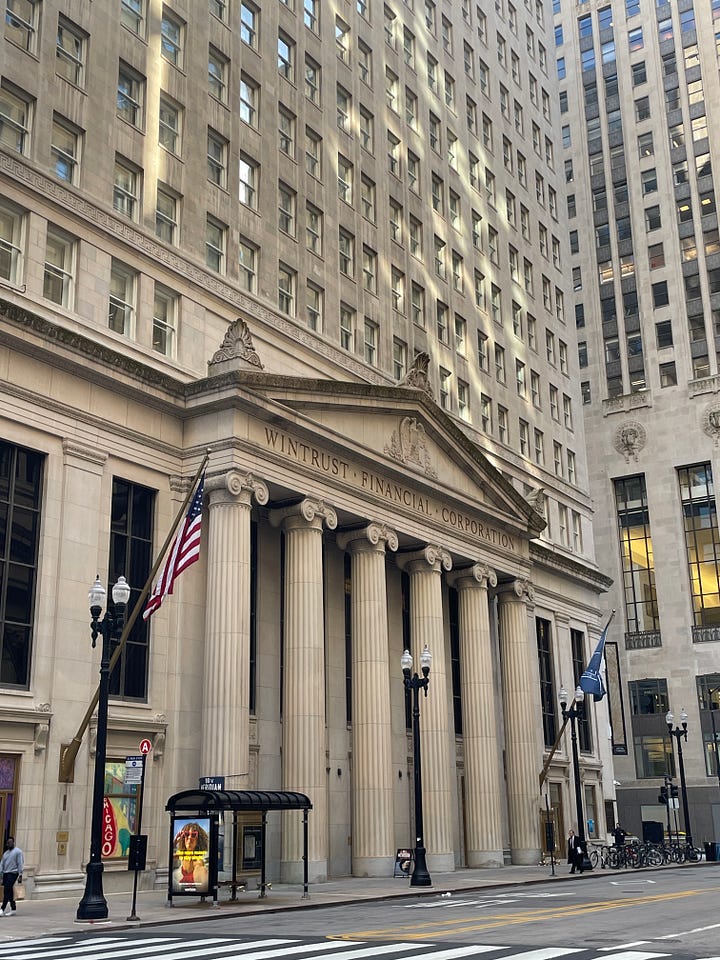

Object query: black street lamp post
[560,685,592,871]
[77,575,131,922]
[666,709,693,849]
[402,645,432,887]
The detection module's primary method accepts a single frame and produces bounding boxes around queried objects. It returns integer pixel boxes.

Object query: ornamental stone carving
[702,405,720,446]
[299,497,338,529]
[210,318,264,369]
[384,416,438,479]
[511,578,535,604]
[399,350,434,399]
[614,421,646,463]
[206,469,270,506]
[337,522,399,552]
[525,486,545,517]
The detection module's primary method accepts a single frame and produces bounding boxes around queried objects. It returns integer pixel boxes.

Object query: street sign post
[127,739,152,921]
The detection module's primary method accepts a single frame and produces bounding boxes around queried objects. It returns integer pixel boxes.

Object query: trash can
[704,842,719,862]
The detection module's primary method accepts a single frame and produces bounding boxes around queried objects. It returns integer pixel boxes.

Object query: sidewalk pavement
[1,860,714,942]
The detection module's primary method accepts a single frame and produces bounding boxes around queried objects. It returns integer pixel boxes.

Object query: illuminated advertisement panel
[171,816,211,895]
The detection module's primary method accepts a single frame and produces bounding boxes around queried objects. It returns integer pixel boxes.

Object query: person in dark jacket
[567,829,585,874]
[613,823,627,847]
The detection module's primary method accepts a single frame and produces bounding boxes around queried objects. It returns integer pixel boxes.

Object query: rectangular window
[536,618,557,748]
[306,203,322,255]
[109,477,154,699]
[56,16,86,86]
[121,0,146,35]
[340,304,355,350]
[239,74,258,126]
[278,33,295,80]
[113,157,140,220]
[5,0,39,51]
[278,263,296,315]
[305,128,322,179]
[679,464,720,627]
[238,237,258,292]
[364,317,378,365]
[241,2,259,47]
[306,283,323,331]
[209,47,229,103]
[43,226,75,306]
[571,629,592,751]
[207,129,228,188]
[152,284,176,355]
[239,155,258,209]
[615,476,659,635]
[206,216,226,272]
[278,183,296,236]
[117,63,144,127]
[161,7,184,67]
[0,439,43,688]
[278,107,295,157]
[159,95,182,155]
[108,259,136,336]
[155,185,178,244]
[305,56,320,104]
[0,199,24,284]
[51,116,81,184]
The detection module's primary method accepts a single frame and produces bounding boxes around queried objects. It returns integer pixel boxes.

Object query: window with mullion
[108,478,154,701]
[678,463,720,627]
[536,617,557,748]
[0,440,43,689]
[571,628,592,752]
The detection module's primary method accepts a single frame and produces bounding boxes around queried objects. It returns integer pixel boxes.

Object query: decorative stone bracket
[89,713,168,760]
[0,703,52,755]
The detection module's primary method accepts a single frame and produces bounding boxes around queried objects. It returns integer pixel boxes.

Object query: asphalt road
[6,871,720,960]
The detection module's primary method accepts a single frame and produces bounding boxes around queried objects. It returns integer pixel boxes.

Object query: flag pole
[59,451,210,783]
[538,609,616,791]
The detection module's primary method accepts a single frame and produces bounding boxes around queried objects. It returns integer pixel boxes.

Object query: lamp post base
[77,862,108,921]
[410,846,432,887]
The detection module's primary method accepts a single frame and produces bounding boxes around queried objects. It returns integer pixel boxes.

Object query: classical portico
[178,352,566,877]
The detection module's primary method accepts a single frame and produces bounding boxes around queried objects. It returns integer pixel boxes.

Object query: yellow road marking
[330,888,714,942]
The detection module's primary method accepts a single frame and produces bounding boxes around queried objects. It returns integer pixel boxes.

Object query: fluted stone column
[398,545,455,873]
[498,578,542,865]
[202,470,268,783]
[272,498,337,883]
[337,523,398,877]
[449,563,503,867]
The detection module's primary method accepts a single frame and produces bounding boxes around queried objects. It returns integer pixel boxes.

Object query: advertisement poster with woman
[171,817,211,895]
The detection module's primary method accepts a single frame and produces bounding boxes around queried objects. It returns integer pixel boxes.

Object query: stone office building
[1,0,613,894]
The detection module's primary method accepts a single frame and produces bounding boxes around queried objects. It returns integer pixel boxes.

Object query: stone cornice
[530,541,613,593]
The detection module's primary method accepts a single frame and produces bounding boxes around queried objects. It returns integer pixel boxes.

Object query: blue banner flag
[579,624,609,702]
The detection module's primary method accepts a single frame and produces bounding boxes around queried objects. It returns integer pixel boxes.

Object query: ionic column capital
[496,577,535,606]
[205,469,269,507]
[448,563,497,591]
[270,497,338,532]
[337,522,399,554]
[397,544,452,574]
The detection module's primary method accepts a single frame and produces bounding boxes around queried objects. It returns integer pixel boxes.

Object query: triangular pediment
[206,373,544,540]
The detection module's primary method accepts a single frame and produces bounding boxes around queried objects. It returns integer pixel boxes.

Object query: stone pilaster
[202,470,268,785]
[397,545,455,873]
[272,498,337,883]
[449,563,503,867]
[337,523,398,877]
[498,578,542,864]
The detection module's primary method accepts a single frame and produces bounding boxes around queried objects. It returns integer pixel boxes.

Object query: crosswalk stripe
[410,948,497,959]
[7,938,293,960]
[9,937,76,952]
[599,944,651,951]
[592,953,670,960]
[490,949,583,960]
[8,936,195,959]
[214,941,408,960]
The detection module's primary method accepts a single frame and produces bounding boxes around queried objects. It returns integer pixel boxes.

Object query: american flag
[143,473,205,621]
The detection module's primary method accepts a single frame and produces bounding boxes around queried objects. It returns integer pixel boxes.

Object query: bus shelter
[166,789,313,904]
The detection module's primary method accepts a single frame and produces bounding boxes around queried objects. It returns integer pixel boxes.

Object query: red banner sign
[102,795,118,858]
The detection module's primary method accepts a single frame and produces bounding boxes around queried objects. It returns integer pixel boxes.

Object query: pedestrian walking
[567,829,585,874]
[0,837,24,916]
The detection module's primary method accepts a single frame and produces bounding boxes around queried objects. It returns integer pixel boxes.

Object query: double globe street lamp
[401,645,432,887]
[77,575,131,922]
[559,684,592,871]
[666,708,693,849]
